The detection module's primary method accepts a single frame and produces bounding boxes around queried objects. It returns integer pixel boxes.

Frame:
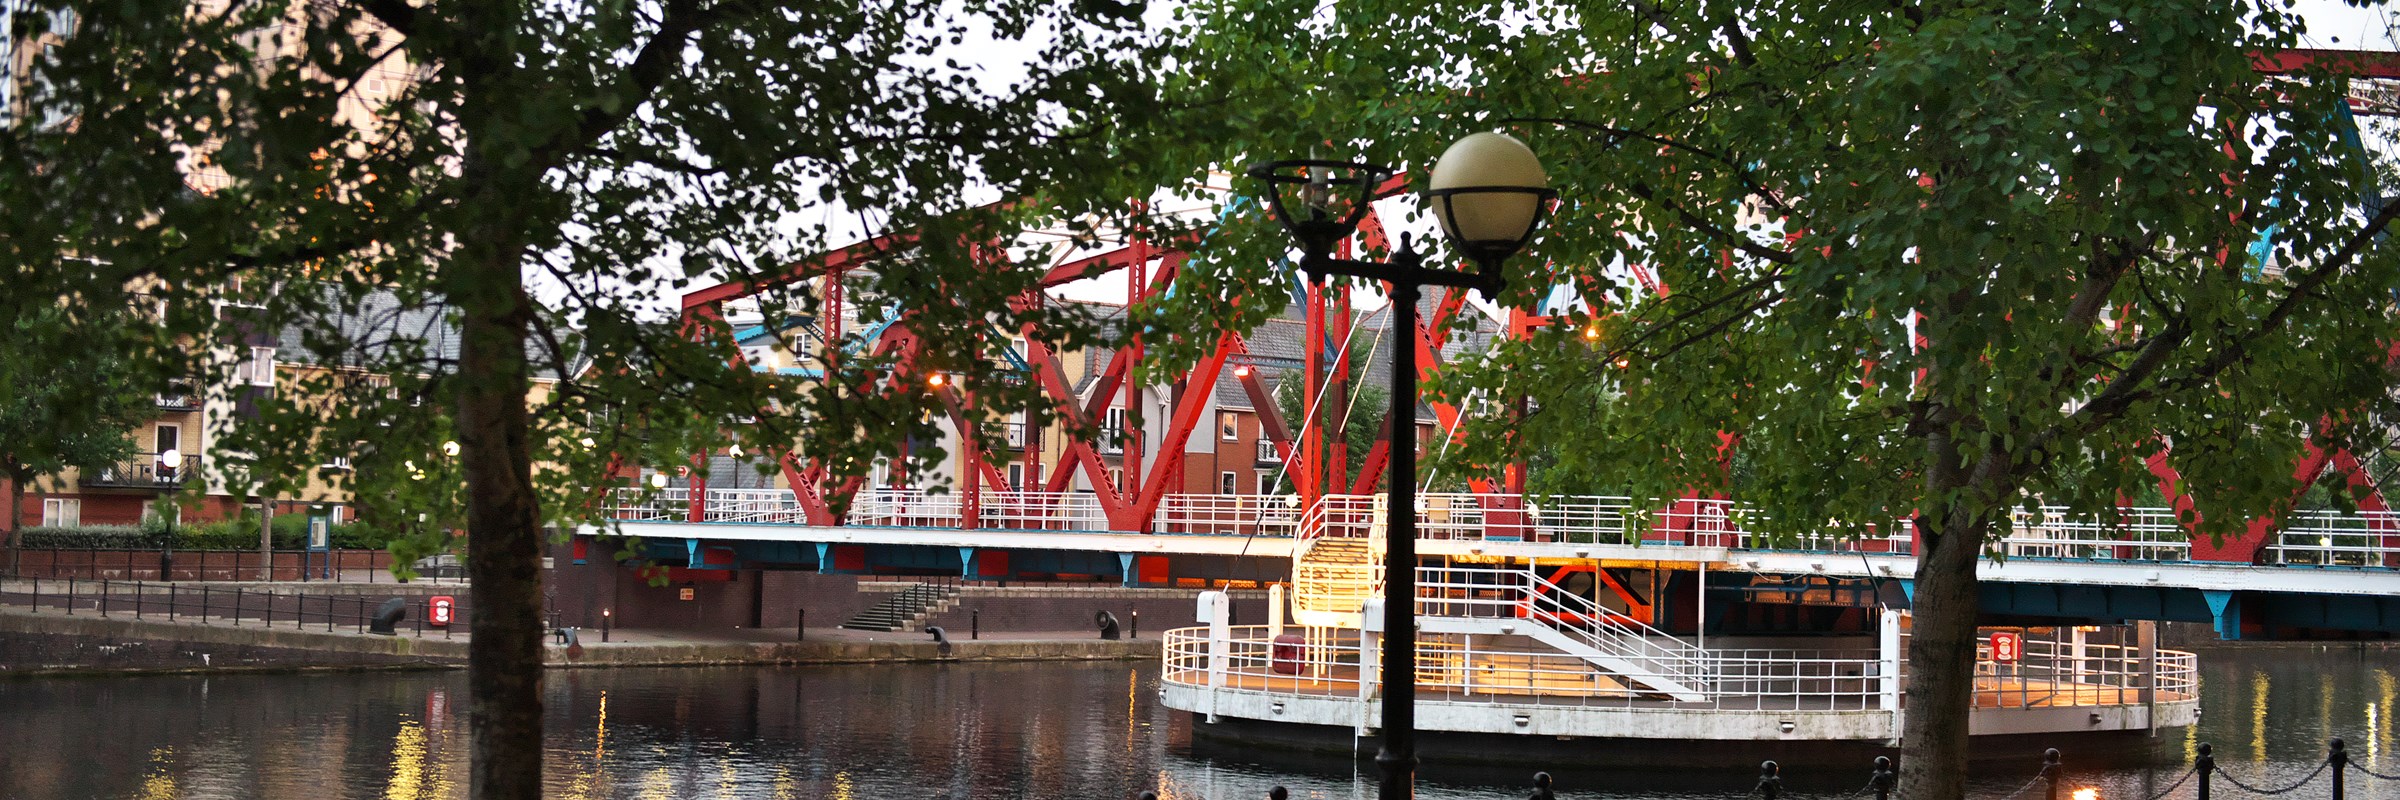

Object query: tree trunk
[453,226,545,800]
[1899,509,1989,800]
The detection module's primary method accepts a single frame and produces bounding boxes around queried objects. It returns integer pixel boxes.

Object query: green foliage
[1141,0,2400,541]
[0,307,156,542]
[0,0,1172,559]
[15,518,391,550]
[1139,4,2400,793]
[1270,347,1390,491]
[15,525,159,549]
[165,515,390,551]
[2,5,1172,791]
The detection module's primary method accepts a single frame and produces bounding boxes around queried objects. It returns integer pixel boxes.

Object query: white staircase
[1288,495,1383,628]
[1282,493,1713,701]
[1416,565,1712,701]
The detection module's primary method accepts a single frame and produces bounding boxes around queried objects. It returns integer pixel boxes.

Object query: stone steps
[839,584,961,632]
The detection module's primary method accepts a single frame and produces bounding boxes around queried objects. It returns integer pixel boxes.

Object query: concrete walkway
[0,605,1156,675]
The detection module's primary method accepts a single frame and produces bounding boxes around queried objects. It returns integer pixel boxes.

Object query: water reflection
[1,646,2395,799]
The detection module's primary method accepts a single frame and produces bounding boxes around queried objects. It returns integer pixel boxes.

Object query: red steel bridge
[583,49,2400,641]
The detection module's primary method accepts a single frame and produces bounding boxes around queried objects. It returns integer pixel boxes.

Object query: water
[2,645,2397,800]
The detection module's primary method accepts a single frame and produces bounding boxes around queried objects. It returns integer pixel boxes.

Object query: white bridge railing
[1416,565,1711,694]
[1162,625,2196,713]
[599,486,2400,566]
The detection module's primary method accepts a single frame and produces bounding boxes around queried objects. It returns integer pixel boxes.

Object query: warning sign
[678,587,695,601]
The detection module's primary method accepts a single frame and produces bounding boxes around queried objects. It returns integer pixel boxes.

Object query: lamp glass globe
[1428,132,1548,249]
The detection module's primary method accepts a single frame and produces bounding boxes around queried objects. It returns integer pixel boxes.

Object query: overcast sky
[549,2,2400,323]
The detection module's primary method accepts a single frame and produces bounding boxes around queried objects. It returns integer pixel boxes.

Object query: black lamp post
[1249,132,1553,799]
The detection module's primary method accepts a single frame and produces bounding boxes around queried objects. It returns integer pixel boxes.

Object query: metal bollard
[29,578,38,614]
[233,588,244,625]
[972,608,980,640]
[2197,743,2215,800]
[135,580,144,619]
[169,584,178,622]
[2332,739,2348,800]
[2043,748,2062,800]
[1872,755,1896,800]
[1757,761,1783,800]
[1530,771,1555,800]
[65,577,74,616]
[796,608,804,641]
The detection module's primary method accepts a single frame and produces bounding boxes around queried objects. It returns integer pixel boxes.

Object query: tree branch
[2179,200,2400,387]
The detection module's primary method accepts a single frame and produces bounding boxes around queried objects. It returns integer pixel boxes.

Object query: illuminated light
[1615,358,1631,369]
[728,444,744,459]
[926,373,947,388]
[578,437,596,449]
[2072,788,2099,800]
[650,473,668,489]
[1233,364,1253,378]
[442,441,460,456]
[2323,535,2335,548]
[1582,326,1600,341]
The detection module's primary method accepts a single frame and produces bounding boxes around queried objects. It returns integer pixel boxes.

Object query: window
[1219,471,1237,495]
[1219,411,1238,441]
[1005,463,1023,490]
[1258,470,1275,495]
[41,498,79,527]
[324,454,353,471]
[154,424,181,458]
[246,346,277,386]
[1107,468,1124,491]
[1103,407,1129,454]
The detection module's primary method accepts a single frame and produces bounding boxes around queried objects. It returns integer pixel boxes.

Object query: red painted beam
[2252,49,2400,79]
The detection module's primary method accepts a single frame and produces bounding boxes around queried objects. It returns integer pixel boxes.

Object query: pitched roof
[273,286,579,380]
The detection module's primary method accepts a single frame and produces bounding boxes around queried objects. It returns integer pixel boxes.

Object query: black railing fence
[1,577,471,639]
[3,547,438,582]
[1135,741,2400,800]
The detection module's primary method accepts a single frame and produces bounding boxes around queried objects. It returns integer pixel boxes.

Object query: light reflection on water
[1,646,2397,799]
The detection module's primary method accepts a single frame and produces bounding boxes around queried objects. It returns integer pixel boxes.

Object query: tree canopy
[0,305,154,567]
[1,1,1169,796]
[1133,1,2400,796]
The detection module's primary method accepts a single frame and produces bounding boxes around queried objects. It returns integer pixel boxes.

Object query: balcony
[1001,422,1028,450]
[1255,438,1283,463]
[155,391,200,412]
[1099,426,1128,456]
[82,452,201,490]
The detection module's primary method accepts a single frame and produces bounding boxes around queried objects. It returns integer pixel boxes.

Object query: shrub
[15,525,157,549]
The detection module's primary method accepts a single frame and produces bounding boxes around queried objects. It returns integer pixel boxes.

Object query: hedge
[11,517,392,551]
[13,525,163,549]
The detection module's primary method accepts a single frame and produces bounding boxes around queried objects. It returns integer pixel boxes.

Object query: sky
[552,1,2400,324]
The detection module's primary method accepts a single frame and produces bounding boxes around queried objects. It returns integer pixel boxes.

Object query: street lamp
[155,449,182,563]
[1249,131,1552,799]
